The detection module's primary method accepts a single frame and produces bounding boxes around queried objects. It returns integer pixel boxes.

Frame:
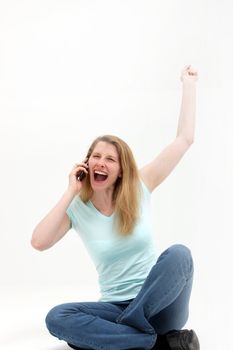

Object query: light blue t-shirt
[66,180,158,302]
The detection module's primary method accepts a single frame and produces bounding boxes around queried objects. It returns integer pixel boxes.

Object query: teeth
[94,170,107,175]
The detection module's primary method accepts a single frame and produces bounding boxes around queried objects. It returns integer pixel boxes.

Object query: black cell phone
[76,170,86,181]
[76,157,89,181]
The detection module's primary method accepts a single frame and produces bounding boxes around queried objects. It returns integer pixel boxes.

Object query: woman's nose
[96,159,105,167]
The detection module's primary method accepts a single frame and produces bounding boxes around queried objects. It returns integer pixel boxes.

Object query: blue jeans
[45,244,194,350]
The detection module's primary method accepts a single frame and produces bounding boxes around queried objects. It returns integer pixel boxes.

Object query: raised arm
[140,65,198,192]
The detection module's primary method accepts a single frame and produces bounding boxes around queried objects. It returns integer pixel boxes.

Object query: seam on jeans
[116,298,138,323]
[80,304,122,315]
[149,334,157,349]
[145,277,186,318]
[117,314,155,335]
[49,326,109,350]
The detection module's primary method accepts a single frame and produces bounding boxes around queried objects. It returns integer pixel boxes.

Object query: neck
[91,189,115,214]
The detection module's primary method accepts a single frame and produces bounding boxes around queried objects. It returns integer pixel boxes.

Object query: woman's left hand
[180,65,198,83]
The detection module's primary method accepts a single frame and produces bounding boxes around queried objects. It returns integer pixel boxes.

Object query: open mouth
[94,170,108,182]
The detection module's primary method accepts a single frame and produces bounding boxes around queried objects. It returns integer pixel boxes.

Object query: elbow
[31,234,50,251]
[31,238,45,251]
[177,135,194,146]
[188,138,194,145]
[183,137,194,146]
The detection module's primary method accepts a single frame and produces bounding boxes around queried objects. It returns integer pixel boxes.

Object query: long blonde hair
[79,135,141,235]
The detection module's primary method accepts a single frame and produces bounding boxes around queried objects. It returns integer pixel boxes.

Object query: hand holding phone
[76,157,89,182]
[68,158,89,195]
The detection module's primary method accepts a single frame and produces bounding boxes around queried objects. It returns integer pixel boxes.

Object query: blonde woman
[31,66,199,350]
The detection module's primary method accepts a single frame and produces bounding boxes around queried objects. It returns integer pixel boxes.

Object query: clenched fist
[180,65,198,83]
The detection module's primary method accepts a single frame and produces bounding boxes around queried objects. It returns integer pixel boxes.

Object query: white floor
[0,284,230,349]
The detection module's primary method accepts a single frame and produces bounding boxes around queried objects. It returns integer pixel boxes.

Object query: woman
[31,65,199,350]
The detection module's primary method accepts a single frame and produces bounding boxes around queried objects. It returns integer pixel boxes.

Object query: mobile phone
[76,170,86,181]
[76,157,89,181]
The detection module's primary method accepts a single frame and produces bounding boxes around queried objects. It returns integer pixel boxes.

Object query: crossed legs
[46,244,194,350]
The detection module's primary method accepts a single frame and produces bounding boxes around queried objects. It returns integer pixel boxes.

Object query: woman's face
[88,141,122,192]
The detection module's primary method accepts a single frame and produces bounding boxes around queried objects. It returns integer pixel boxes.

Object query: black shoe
[165,329,200,350]
[152,334,170,349]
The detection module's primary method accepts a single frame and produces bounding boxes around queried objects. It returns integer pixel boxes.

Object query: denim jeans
[45,244,194,350]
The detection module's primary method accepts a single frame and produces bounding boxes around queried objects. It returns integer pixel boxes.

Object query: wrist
[182,80,196,88]
[65,188,77,199]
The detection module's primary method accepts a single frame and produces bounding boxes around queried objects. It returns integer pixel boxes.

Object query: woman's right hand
[67,159,89,195]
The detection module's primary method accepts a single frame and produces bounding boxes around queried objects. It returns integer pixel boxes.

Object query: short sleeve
[66,197,78,230]
[140,179,151,203]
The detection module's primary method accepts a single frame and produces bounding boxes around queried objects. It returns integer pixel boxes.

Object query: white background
[0,0,232,349]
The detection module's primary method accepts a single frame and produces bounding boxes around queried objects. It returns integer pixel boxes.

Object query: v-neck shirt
[66,180,158,302]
